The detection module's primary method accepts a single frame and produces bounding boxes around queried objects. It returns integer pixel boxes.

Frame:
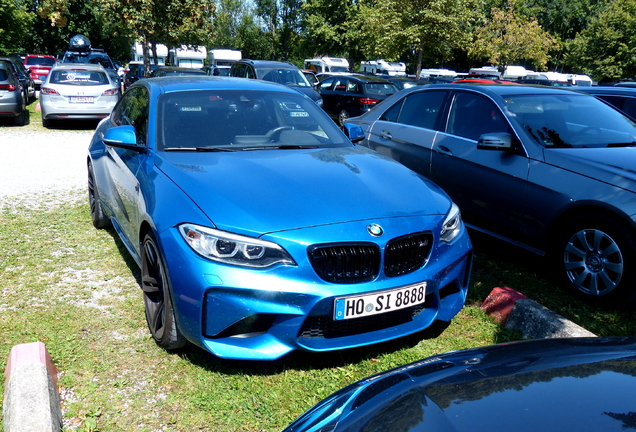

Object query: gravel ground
[0,127,93,210]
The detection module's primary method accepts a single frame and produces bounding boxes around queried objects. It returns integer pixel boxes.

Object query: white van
[360,60,406,76]
[304,57,349,73]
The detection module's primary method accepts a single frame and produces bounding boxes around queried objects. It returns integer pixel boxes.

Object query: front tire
[554,213,636,307]
[141,232,187,350]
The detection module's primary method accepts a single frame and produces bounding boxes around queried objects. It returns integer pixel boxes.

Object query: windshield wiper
[241,145,319,151]
[163,147,238,152]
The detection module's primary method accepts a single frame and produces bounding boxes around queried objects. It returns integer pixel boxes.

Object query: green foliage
[565,0,636,81]
[301,0,362,61]
[0,0,34,55]
[469,6,560,71]
[359,0,480,77]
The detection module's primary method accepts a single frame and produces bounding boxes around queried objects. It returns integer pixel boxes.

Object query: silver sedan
[40,64,120,128]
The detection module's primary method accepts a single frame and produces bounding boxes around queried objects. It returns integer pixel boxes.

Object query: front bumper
[160,216,472,360]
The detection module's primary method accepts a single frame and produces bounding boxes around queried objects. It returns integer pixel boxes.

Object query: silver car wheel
[563,228,623,296]
[338,109,349,127]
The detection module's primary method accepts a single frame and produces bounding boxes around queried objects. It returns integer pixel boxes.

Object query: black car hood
[284,338,636,432]
[544,147,636,192]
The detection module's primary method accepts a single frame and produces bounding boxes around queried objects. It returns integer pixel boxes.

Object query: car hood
[284,337,636,432]
[544,147,636,192]
[154,145,451,236]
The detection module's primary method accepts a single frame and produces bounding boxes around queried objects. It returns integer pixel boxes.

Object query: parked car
[149,66,208,77]
[302,69,318,86]
[346,83,636,307]
[87,77,472,360]
[0,55,35,102]
[317,73,398,126]
[572,86,636,121]
[284,337,636,432]
[23,54,56,88]
[383,76,429,90]
[60,35,121,87]
[123,61,162,90]
[201,65,230,76]
[0,61,27,126]
[230,59,323,107]
[40,64,121,127]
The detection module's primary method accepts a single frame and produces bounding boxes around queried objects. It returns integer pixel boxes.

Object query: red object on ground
[481,286,530,324]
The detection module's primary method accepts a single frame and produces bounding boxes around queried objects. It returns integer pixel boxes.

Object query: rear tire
[553,213,636,307]
[338,109,349,127]
[14,109,25,126]
[141,232,187,350]
[88,164,111,229]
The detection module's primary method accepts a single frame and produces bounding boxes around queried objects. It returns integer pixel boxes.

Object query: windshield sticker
[180,106,202,112]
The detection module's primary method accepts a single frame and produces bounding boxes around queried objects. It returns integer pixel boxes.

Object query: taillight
[0,84,16,91]
[40,87,60,95]
[102,88,119,96]
[359,97,379,105]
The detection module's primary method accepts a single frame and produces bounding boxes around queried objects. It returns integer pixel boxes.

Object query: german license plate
[70,96,94,103]
[334,282,427,321]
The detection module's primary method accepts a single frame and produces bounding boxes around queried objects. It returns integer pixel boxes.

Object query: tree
[0,0,34,55]
[565,0,636,81]
[468,6,560,72]
[360,0,480,78]
[301,0,364,64]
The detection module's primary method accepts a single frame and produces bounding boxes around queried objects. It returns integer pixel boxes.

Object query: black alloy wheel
[141,232,187,350]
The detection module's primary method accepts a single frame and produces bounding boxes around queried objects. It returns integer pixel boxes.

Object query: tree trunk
[415,44,424,79]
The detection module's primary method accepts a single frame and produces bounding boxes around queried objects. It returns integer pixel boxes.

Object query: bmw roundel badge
[367,224,384,237]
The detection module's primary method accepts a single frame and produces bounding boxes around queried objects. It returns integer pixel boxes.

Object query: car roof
[325,73,394,84]
[238,60,298,69]
[50,63,106,72]
[572,86,636,96]
[137,76,305,94]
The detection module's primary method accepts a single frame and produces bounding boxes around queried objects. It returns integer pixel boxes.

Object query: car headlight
[440,203,462,243]
[178,224,296,268]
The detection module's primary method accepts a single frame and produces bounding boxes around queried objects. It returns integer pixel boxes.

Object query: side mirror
[341,123,365,143]
[477,132,513,150]
[103,125,146,153]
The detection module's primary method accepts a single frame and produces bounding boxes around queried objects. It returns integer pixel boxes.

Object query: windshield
[364,83,398,97]
[158,90,349,151]
[49,69,110,85]
[504,93,636,148]
[257,68,311,87]
[26,57,56,67]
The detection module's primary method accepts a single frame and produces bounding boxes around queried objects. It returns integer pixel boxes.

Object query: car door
[105,86,150,251]
[365,89,449,177]
[429,90,531,242]
[317,77,338,116]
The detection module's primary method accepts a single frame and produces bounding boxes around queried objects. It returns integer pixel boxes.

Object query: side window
[379,100,404,122]
[319,78,335,91]
[397,91,446,130]
[246,66,256,79]
[599,95,636,119]
[334,79,347,92]
[447,92,511,140]
[346,80,361,93]
[112,87,149,145]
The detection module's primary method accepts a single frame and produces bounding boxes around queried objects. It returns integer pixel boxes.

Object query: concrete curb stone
[3,342,62,432]
[481,286,597,338]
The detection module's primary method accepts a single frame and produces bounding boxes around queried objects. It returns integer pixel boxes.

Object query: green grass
[0,196,633,431]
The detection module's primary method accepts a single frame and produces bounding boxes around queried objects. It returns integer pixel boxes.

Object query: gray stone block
[504,299,597,339]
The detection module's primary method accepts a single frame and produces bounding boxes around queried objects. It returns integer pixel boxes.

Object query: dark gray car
[345,83,636,307]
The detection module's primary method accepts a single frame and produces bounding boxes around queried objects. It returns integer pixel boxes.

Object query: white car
[40,64,121,128]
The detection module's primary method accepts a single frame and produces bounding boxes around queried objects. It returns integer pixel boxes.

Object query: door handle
[380,130,393,140]
[436,145,453,156]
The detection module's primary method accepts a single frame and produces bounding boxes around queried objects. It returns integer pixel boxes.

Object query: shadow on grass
[173,320,453,377]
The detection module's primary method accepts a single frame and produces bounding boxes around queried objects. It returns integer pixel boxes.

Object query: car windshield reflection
[504,94,636,148]
[158,90,348,150]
